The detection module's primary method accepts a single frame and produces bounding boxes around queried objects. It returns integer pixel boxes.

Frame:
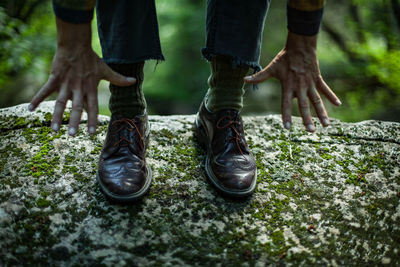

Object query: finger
[85,79,98,134]
[51,81,70,131]
[68,86,84,136]
[102,63,136,87]
[297,80,315,132]
[281,78,294,130]
[29,74,58,111]
[316,77,342,106]
[308,88,330,127]
[244,66,274,84]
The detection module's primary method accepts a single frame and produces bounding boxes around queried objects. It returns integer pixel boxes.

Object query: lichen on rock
[0,101,399,266]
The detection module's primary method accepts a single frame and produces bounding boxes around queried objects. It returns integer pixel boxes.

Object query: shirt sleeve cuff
[286,4,324,36]
[52,2,94,24]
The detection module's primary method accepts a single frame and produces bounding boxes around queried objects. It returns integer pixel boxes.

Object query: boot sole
[194,115,257,198]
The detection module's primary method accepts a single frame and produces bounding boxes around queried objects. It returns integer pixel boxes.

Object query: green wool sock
[108,62,146,117]
[205,55,249,112]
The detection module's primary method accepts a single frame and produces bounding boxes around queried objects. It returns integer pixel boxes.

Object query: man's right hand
[29,18,136,136]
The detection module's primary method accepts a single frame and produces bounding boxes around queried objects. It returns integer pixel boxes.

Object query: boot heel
[194,115,207,150]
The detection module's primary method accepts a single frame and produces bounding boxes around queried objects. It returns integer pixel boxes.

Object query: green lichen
[270,230,287,254]
[90,144,103,155]
[25,126,63,179]
[42,112,52,122]
[1,111,399,266]
[36,197,51,208]
[274,141,302,162]
[14,117,27,128]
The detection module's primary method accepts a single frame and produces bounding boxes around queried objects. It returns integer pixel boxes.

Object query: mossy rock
[0,101,399,266]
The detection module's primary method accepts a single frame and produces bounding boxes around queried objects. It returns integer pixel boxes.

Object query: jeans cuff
[201,48,262,73]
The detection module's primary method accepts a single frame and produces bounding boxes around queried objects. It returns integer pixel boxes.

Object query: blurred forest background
[0,0,399,122]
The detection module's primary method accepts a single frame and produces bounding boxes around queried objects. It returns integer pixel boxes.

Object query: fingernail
[244,76,253,81]
[68,127,77,136]
[51,123,59,132]
[127,77,136,82]
[89,126,96,134]
[306,124,315,132]
[28,104,34,112]
[322,118,330,126]
[284,122,291,130]
[335,99,342,106]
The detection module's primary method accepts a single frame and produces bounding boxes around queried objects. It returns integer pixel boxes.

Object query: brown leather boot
[194,101,257,197]
[97,113,152,202]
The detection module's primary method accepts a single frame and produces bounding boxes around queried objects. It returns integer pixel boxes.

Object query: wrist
[285,31,317,53]
[56,18,92,50]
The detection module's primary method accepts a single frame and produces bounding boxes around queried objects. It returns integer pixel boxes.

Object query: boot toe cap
[98,161,148,197]
[209,160,256,192]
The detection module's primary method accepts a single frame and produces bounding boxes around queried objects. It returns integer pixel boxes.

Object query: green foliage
[322,0,400,122]
[367,49,400,93]
[0,1,56,107]
[142,0,209,114]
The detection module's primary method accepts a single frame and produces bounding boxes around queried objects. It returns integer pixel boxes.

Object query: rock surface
[0,101,399,266]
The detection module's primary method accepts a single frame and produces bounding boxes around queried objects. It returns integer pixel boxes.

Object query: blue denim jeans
[96,0,270,71]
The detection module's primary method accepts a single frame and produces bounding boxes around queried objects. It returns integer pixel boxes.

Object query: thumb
[102,64,136,86]
[244,67,273,84]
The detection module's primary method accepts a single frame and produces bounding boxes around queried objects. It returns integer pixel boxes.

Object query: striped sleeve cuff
[287,4,324,36]
[52,2,94,24]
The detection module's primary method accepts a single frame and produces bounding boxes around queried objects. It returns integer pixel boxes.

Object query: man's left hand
[244,31,341,132]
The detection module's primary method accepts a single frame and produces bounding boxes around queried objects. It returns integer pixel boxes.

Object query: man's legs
[96,0,164,117]
[203,0,270,112]
[96,0,164,202]
[196,0,270,197]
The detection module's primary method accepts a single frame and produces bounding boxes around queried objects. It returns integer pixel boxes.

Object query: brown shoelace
[216,115,246,158]
[111,118,144,150]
